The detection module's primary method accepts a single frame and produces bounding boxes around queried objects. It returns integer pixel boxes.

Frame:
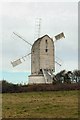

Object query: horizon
[1,68,78,84]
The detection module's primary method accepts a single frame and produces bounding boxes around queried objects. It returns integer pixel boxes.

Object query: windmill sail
[11,59,22,67]
[55,32,65,40]
[11,53,31,67]
[13,32,32,46]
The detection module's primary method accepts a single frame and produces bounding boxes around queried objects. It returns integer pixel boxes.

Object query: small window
[46,39,47,43]
[45,49,48,52]
[40,69,42,72]
[40,69,43,74]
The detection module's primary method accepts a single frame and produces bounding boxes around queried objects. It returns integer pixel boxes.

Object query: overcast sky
[0,1,78,83]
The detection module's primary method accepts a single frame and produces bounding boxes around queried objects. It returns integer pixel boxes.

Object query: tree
[73,70,80,82]
[55,70,66,83]
[54,70,73,84]
[64,71,72,83]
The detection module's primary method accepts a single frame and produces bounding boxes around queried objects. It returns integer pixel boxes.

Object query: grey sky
[1,2,78,74]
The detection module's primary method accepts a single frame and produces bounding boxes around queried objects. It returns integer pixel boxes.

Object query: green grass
[2,90,79,118]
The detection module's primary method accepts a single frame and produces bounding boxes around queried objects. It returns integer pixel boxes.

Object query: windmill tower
[11,32,65,84]
[28,33,65,84]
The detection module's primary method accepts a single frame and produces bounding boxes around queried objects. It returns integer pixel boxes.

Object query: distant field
[2,90,79,118]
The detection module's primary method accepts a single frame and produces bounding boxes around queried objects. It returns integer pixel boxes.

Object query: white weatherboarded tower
[28,35,55,84]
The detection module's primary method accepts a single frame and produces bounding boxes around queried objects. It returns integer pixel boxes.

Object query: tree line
[1,69,80,93]
[53,69,80,84]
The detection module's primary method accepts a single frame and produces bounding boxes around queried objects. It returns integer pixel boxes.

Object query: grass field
[2,90,79,118]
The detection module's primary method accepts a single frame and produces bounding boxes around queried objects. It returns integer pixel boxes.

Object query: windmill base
[28,75,52,85]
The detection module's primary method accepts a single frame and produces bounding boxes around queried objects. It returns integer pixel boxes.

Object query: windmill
[11,31,65,84]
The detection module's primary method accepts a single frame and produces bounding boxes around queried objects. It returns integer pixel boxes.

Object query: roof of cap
[32,34,53,47]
